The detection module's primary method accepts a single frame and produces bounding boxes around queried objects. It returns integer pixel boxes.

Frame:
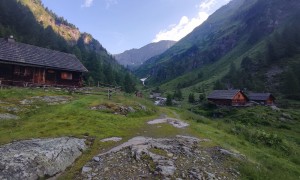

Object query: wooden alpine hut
[248,93,275,105]
[0,36,88,87]
[207,89,248,106]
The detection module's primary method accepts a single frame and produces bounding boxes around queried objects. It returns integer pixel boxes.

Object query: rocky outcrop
[90,103,148,115]
[0,137,86,180]
[80,136,241,179]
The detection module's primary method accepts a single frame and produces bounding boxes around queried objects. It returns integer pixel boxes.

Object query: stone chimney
[6,35,15,43]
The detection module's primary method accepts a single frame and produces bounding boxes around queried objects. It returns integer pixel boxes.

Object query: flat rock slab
[147,117,189,128]
[0,137,86,180]
[80,136,241,179]
[100,137,123,142]
[0,113,19,120]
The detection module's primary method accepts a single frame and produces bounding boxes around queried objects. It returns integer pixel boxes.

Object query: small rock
[82,166,92,173]
[0,113,19,120]
[93,157,100,162]
[282,113,292,120]
[167,153,173,157]
[100,137,122,142]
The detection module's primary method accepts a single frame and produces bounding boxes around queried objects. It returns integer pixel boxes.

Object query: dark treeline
[0,0,136,93]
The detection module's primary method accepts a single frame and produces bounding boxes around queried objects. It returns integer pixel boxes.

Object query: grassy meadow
[0,87,299,179]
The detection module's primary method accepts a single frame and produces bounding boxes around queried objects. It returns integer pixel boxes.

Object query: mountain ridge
[114,40,176,68]
[135,0,300,98]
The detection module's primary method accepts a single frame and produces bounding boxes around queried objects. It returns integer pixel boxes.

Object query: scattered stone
[219,149,243,158]
[3,106,21,112]
[93,157,100,162]
[0,137,86,180]
[0,113,19,120]
[82,166,92,173]
[90,103,144,115]
[167,153,174,157]
[147,117,189,128]
[0,100,8,104]
[100,137,123,142]
[20,99,33,105]
[282,113,292,120]
[20,96,71,105]
[271,105,280,111]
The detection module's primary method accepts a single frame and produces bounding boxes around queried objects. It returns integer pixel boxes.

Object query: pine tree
[166,94,173,106]
[124,73,135,93]
[173,89,183,100]
[188,93,195,103]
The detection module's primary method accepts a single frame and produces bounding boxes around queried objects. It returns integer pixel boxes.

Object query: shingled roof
[0,38,88,72]
[248,93,275,101]
[207,90,244,100]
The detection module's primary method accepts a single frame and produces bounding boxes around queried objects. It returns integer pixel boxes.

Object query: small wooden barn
[0,37,88,87]
[248,93,275,105]
[207,90,248,106]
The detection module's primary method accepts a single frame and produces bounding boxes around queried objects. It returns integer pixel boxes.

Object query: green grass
[0,87,161,178]
[177,105,300,180]
[1,87,299,179]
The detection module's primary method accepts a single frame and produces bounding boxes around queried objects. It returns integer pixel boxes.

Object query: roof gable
[0,38,88,72]
[207,90,242,100]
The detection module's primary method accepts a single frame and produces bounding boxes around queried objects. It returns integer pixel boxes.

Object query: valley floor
[0,87,299,179]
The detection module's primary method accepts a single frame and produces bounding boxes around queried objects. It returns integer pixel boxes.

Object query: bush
[248,130,283,148]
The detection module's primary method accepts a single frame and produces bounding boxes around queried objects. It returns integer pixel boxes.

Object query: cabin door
[33,68,45,84]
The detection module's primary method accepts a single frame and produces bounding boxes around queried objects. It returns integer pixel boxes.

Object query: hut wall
[0,62,82,87]
[232,92,247,106]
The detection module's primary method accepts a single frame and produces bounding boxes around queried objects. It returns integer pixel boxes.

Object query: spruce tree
[166,94,173,106]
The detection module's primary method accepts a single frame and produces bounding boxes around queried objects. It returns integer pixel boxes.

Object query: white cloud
[81,0,93,8]
[152,0,231,42]
[105,0,118,9]
[152,11,209,42]
[199,0,216,10]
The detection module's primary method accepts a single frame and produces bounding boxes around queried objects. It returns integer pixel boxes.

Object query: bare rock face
[0,137,86,180]
[80,136,241,179]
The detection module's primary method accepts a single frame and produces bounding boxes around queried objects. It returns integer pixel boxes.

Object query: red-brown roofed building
[248,93,275,105]
[207,90,248,106]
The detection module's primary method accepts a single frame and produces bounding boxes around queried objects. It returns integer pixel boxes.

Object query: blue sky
[42,0,230,54]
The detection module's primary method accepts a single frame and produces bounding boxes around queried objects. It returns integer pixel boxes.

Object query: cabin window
[14,66,21,75]
[24,67,32,76]
[61,72,72,80]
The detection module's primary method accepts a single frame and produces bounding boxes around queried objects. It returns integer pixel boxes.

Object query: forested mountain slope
[135,0,300,98]
[0,0,135,88]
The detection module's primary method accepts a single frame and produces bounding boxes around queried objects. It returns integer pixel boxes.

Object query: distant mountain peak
[114,40,176,68]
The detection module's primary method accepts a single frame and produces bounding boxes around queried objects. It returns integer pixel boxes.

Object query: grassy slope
[177,106,300,180]
[0,87,299,179]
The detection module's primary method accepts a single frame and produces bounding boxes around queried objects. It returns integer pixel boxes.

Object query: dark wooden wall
[0,63,83,87]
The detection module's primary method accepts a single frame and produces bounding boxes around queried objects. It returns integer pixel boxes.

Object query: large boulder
[0,137,86,180]
[80,136,241,179]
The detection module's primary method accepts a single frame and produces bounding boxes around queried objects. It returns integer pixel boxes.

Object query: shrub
[248,130,283,147]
